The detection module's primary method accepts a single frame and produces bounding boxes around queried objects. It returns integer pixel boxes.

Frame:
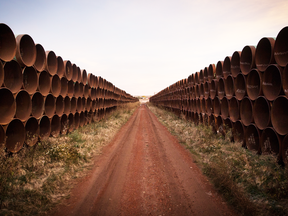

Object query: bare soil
[52,104,236,216]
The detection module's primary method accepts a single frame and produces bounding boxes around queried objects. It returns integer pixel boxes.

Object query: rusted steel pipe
[271,96,288,135]
[205,98,213,115]
[200,98,205,113]
[255,37,275,72]
[199,69,204,83]
[23,66,38,94]
[262,64,283,101]
[208,64,215,82]
[15,34,36,67]
[38,70,51,96]
[209,79,218,99]
[213,96,221,117]
[81,69,87,85]
[224,75,234,99]
[204,81,210,99]
[203,67,208,82]
[199,83,204,99]
[15,90,32,122]
[220,96,229,119]
[234,73,246,100]
[246,69,262,101]
[77,97,83,112]
[39,115,50,140]
[57,56,65,78]
[4,60,23,94]
[216,61,223,79]
[45,51,57,76]
[84,84,89,98]
[0,125,4,147]
[231,51,241,78]
[70,97,77,114]
[74,112,80,130]
[72,64,78,82]
[245,123,261,153]
[0,23,16,61]
[55,95,64,116]
[68,113,74,132]
[253,96,271,130]
[64,60,73,80]
[229,97,239,122]
[74,81,80,97]
[34,44,46,72]
[31,92,44,119]
[5,119,25,153]
[233,120,246,146]
[51,115,61,137]
[25,117,39,146]
[60,114,68,135]
[0,88,16,125]
[240,97,253,126]
[240,46,256,75]
[67,80,74,97]
[217,78,225,100]
[79,111,85,127]
[51,74,61,97]
[64,96,71,115]
[77,66,81,83]
[274,26,288,67]
[81,97,86,112]
[44,94,55,118]
[60,77,68,97]
[223,56,232,79]
[88,73,94,87]
[260,127,280,156]
[194,72,199,84]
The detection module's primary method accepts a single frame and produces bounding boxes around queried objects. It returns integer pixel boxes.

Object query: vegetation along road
[52,104,234,216]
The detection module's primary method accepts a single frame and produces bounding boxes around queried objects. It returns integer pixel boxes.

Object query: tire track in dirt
[52,104,236,216]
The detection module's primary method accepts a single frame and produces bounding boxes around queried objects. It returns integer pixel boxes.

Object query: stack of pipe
[0,23,138,153]
[150,26,288,163]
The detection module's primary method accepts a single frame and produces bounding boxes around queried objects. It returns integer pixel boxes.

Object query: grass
[0,102,139,216]
[147,103,288,216]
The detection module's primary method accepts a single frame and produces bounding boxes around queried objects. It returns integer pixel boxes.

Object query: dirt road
[52,104,235,216]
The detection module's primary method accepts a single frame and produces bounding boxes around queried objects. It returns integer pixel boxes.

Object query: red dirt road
[53,104,235,216]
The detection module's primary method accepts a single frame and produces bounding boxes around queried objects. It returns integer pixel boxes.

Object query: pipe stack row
[150,26,288,163]
[0,23,138,153]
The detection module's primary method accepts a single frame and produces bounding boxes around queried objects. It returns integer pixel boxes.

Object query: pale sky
[1,0,288,96]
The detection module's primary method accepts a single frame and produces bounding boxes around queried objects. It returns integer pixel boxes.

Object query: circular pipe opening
[0,88,16,125]
[44,94,55,118]
[0,23,16,61]
[60,114,68,135]
[67,80,74,97]
[55,95,64,116]
[64,60,72,80]
[34,43,46,71]
[224,75,234,99]
[77,66,81,83]
[255,37,275,72]
[74,112,80,129]
[23,66,38,94]
[240,45,256,75]
[25,117,39,147]
[15,90,32,122]
[208,64,215,81]
[213,96,221,117]
[51,74,61,97]
[229,97,239,122]
[45,51,57,76]
[233,120,245,146]
[72,64,78,82]
[199,83,204,99]
[234,73,246,100]
[15,34,36,67]
[31,92,44,119]
[245,124,260,153]
[260,127,280,155]
[231,51,241,77]
[77,97,83,112]
[271,96,288,135]
[86,98,92,111]
[217,78,225,100]
[216,61,223,79]
[4,60,22,94]
[203,67,208,82]
[246,69,262,100]
[60,77,68,97]
[274,26,288,67]
[51,115,61,137]
[79,111,85,127]
[5,119,25,153]
[57,56,65,78]
[79,83,84,97]
[223,56,231,79]
[205,98,213,115]
[38,70,51,96]
[262,64,283,101]
[209,79,218,99]
[39,116,50,140]
[204,81,210,99]
[240,97,253,126]
[220,96,229,119]
[81,69,87,85]
[70,97,77,114]
[199,69,204,83]
[253,96,271,130]
[84,84,89,98]
[64,96,71,115]
[68,113,74,132]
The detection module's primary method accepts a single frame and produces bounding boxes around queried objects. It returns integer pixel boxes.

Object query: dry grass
[147,103,288,216]
[0,102,139,216]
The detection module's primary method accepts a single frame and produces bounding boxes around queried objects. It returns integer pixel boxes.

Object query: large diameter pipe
[25,117,39,147]
[57,56,65,78]
[223,56,232,79]
[15,34,36,67]
[79,111,85,127]
[240,45,256,75]
[274,26,288,67]
[260,127,280,156]
[38,70,51,96]
[203,67,208,82]
[246,69,262,101]
[60,77,68,97]
[233,120,246,147]
[74,81,80,97]
[39,115,51,141]
[229,96,239,122]
[51,74,61,97]
[224,75,234,99]
[213,96,221,117]
[0,88,16,125]
[0,61,3,87]
[208,64,215,82]
[0,23,16,61]
[262,64,283,101]
[234,73,246,100]
[205,98,213,115]
[44,94,55,118]
[5,119,25,153]
[81,69,87,85]
[255,37,275,72]
[253,96,271,130]
[77,66,81,83]
[15,90,32,122]
[68,113,74,132]
[72,63,78,82]
[45,51,57,76]
[231,51,241,78]
[204,81,210,99]
[60,114,68,135]
[64,60,73,80]
[23,66,38,94]
[240,97,253,126]
[64,96,71,115]
[31,92,44,119]
[216,61,223,79]
[210,79,218,99]
[217,78,225,100]
[70,97,77,114]
[67,80,74,97]
[245,124,261,153]
[271,96,288,135]
[74,112,80,129]
[199,69,204,83]
[84,84,89,98]
[34,44,46,72]
[55,95,64,116]
[4,60,23,94]
[51,115,61,137]
[220,96,229,119]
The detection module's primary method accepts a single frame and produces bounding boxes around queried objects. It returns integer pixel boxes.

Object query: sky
[1,0,288,96]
